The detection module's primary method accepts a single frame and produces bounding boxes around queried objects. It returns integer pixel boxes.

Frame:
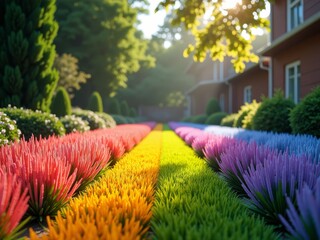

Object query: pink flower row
[0,122,155,238]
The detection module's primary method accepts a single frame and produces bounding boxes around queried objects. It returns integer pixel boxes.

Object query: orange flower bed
[29,124,162,239]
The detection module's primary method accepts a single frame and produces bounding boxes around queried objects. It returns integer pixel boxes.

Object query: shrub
[0,111,21,146]
[290,87,320,138]
[110,114,128,125]
[206,98,221,116]
[242,101,260,129]
[129,108,137,118]
[120,101,130,116]
[50,87,72,117]
[192,114,207,124]
[96,112,116,128]
[181,116,194,122]
[72,108,106,130]
[88,91,103,113]
[109,98,121,115]
[252,91,295,133]
[205,112,228,125]
[2,107,65,140]
[60,115,90,134]
[220,114,237,127]
[233,100,260,128]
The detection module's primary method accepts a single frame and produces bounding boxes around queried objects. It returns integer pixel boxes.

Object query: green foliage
[0,111,21,146]
[0,0,59,112]
[60,115,90,134]
[252,92,295,133]
[206,98,221,116]
[72,108,106,130]
[205,112,228,125]
[50,87,72,117]
[157,0,270,72]
[110,114,128,125]
[1,107,65,140]
[109,98,121,115]
[88,91,103,113]
[95,112,116,128]
[120,101,130,116]
[233,100,260,128]
[290,87,320,138]
[242,101,261,129]
[151,131,278,239]
[192,114,207,124]
[54,53,91,98]
[221,114,237,127]
[55,0,155,100]
[129,108,137,118]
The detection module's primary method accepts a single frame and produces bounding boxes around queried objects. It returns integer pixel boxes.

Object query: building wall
[231,68,268,112]
[272,0,320,40]
[272,33,320,98]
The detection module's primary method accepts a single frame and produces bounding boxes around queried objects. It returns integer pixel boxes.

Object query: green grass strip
[151,131,278,240]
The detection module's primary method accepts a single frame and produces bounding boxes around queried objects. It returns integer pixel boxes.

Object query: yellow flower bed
[29,124,163,240]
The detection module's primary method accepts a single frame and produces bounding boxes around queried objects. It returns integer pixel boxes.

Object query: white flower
[8,124,15,130]
[1,129,6,134]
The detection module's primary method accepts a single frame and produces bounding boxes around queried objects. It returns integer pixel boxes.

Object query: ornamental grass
[151,130,277,239]
[0,170,29,240]
[29,125,162,239]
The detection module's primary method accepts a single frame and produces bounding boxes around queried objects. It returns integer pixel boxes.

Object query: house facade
[186,0,320,116]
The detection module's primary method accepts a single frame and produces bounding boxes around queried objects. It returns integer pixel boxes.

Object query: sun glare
[221,0,242,10]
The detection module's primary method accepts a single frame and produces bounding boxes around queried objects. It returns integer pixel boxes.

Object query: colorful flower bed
[169,122,320,238]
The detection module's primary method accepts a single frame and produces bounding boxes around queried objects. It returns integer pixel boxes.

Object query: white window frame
[287,0,303,31]
[243,85,252,104]
[285,61,301,104]
[213,61,224,82]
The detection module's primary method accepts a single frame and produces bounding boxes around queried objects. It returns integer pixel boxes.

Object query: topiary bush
[206,98,221,116]
[120,101,130,116]
[2,106,65,140]
[60,115,90,134]
[252,91,295,133]
[110,114,128,125]
[96,112,116,128]
[109,98,121,115]
[220,113,237,127]
[192,115,208,124]
[0,111,21,146]
[72,108,106,130]
[242,100,260,129]
[50,87,72,117]
[290,87,320,138]
[88,91,103,113]
[205,112,228,125]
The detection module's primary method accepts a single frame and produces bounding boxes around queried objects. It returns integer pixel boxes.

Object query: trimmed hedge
[0,111,21,146]
[87,91,103,113]
[1,107,65,140]
[50,87,71,117]
[290,87,320,138]
[205,112,228,125]
[206,98,221,116]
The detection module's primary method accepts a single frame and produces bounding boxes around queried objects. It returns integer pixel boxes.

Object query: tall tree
[0,0,59,111]
[157,0,270,72]
[55,0,154,105]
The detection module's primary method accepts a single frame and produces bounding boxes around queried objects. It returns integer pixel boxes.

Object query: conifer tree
[50,87,71,117]
[0,0,59,111]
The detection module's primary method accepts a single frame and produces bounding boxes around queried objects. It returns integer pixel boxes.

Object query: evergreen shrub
[72,108,106,130]
[252,91,295,133]
[96,112,116,128]
[50,87,72,117]
[290,87,320,138]
[129,108,137,118]
[205,112,228,125]
[0,111,21,146]
[60,115,90,134]
[109,99,121,115]
[111,115,128,125]
[206,98,221,116]
[88,91,103,113]
[120,101,130,116]
[220,114,237,127]
[2,106,65,140]
[233,100,260,128]
[192,115,208,124]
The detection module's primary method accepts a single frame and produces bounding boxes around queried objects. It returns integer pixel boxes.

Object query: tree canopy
[157,0,271,72]
[55,0,154,103]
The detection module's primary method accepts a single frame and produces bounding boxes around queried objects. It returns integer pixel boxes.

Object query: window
[286,61,301,103]
[244,86,252,103]
[219,94,225,111]
[213,61,224,82]
[287,0,303,31]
